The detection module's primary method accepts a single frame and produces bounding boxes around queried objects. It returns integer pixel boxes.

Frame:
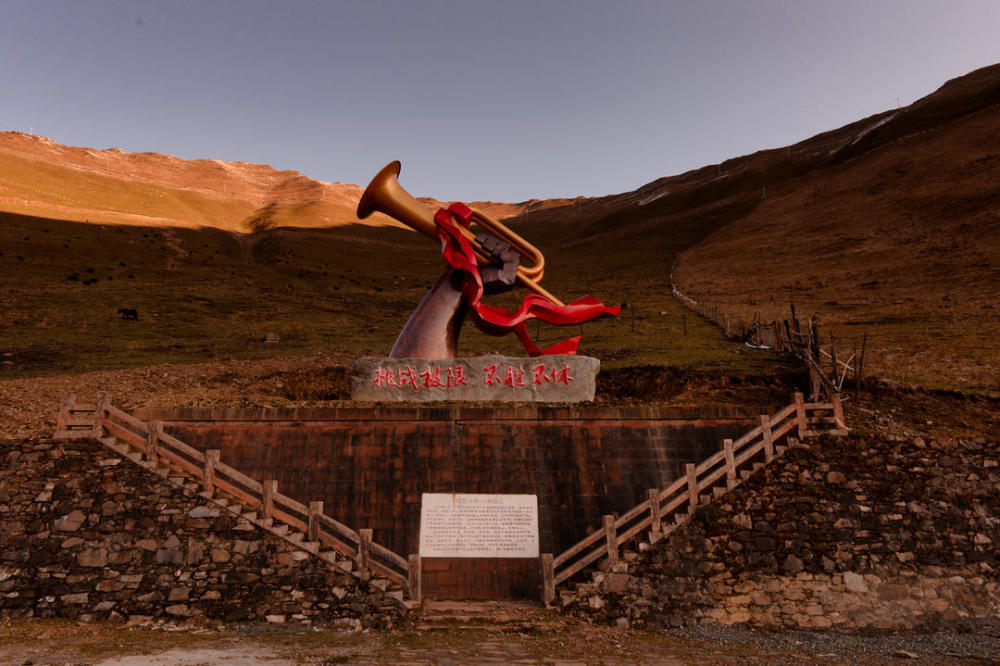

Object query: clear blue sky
[2,0,999,202]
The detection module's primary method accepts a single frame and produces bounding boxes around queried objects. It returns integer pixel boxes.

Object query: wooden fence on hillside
[672,285,868,400]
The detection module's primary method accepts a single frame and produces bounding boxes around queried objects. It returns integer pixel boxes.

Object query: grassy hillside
[507,64,1000,394]
[0,132,529,233]
[0,209,778,379]
[3,66,998,394]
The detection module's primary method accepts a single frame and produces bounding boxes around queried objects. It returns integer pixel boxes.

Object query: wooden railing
[540,392,847,603]
[55,394,419,601]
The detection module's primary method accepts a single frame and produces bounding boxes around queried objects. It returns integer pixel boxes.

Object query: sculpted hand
[475,233,520,295]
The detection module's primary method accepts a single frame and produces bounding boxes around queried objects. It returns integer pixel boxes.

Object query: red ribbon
[434,203,620,356]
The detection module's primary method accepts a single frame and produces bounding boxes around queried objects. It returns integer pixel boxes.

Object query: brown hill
[0,132,531,232]
[1,65,998,394]
[505,63,1000,393]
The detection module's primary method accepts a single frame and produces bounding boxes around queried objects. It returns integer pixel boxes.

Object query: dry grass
[0,207,776,385]
[510,64,1000,394]
[673,101,1000,393]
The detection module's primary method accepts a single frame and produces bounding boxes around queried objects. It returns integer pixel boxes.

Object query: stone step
[776,445,788,455]
[126,452,144,463]
[272,524,289,536]
[99,437,117,447]
[416,601,551,630]
[168,476,186,485]
[741,470,753,480]
[183,483,200,493]
[713,486,727,497]
[260,517,273,527]
[302,540,320,553]
[674,513,687,525]
[699,494,713,504]
[753,462,765,471]
[288,532,305,544]
[107,442,129,455]
[337,559,354,573]
[319,550,339,564]
[242,511,257,521]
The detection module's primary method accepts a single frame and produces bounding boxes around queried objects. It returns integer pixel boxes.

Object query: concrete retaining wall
[138,405,757,599]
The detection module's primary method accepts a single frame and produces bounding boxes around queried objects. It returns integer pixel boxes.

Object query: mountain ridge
[0,131,536,232]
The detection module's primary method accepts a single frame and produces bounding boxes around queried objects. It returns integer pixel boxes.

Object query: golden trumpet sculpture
[357,160,565,307]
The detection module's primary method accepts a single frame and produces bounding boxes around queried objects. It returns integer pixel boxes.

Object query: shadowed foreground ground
[1,614,998,665]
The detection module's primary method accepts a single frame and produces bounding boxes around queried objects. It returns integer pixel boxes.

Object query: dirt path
[0,617,996,665]
[159,228,189,270]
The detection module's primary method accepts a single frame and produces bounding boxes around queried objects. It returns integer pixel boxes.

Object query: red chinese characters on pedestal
[372,362,573,391]
[446,366,469,387]
[531,362,574,385]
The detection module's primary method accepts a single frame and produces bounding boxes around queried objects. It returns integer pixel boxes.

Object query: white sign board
[419,493,539,558]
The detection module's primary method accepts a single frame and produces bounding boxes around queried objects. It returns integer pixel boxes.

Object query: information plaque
[419,493,539,558]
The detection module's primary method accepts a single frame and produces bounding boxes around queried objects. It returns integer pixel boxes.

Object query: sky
[2,0,1000,202]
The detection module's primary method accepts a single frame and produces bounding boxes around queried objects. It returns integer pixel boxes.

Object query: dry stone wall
[0,438,403,628]
[558,429,1000,631]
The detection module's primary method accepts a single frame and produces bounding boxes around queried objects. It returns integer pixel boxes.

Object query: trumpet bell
[357,160,439,241]
[356,160,560,305]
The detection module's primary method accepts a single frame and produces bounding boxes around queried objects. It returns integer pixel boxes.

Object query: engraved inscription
[419,493,539,558]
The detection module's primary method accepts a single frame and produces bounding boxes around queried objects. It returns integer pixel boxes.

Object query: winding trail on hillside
[159,228,189,270]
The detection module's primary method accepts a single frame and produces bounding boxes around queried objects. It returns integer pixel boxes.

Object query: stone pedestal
[350,354,599,403]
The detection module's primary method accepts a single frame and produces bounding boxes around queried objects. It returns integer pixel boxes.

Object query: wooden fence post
[91,393,109,439]
[308,501,323,541]
[262,480,277,520]
[857,332,868,397]
[409,554,422,601]
[686,463,698,510]
[723,439,736,489]
[541,553,555,604]
[794,392,807,438]
[760,414,774,462]
[830,333,840,387]
[56,393,74,432]
[147,420,163,466]
[358,528,372,572]
[602,515,618,564]
[203,450,220,498]
[647,489,662,540]
[831,392,846,431]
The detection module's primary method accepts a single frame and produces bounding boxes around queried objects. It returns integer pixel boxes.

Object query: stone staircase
[541,392,848,603]
[552,442,803,612]
[54,393,418,610]
[415,600,566,633]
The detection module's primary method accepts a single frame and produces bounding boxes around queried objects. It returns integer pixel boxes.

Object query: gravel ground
[2,617,1000,665]
[0,353,355,441]
[667,623,1000,663]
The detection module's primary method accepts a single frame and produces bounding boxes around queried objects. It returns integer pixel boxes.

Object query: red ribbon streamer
[434,203,620,356]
